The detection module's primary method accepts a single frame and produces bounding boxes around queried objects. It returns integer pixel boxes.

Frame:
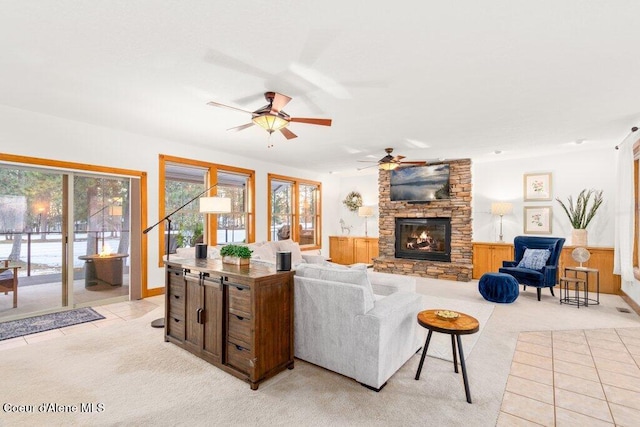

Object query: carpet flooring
[0,308,104,340]
[419,295,494,362]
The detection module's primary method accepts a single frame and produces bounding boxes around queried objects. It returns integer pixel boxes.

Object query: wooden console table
[164,258,294,390]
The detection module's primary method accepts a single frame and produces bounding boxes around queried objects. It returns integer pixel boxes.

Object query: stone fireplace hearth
[373,159,472,281]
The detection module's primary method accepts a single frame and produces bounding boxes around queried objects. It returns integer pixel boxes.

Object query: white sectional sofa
[294,263,423,391]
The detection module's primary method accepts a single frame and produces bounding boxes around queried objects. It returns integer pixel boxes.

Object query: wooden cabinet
[329,236,379,265]
[165,259,294,390]
[353,237,379,264]
[559,246,621,295]
[472,242,514,279]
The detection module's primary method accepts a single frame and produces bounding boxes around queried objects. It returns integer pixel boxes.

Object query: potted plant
[556,189,603,246]
[220,244,252,266]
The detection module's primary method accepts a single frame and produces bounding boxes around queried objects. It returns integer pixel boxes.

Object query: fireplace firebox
[395,218,451,262]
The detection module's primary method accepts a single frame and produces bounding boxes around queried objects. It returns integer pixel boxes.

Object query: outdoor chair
[0,259,19,308]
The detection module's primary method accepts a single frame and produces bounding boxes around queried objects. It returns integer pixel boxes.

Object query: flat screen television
[390,164,450,202]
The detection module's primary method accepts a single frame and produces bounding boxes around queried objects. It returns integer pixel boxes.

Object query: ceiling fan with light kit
[358,148,427,171]
[207,91,332,144]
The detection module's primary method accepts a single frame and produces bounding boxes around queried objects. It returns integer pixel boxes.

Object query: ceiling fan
[358,148,427,170]
[207,91,332,141]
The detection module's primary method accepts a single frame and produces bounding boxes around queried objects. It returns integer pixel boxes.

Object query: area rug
[0,308,104,340]
[419,295,495,362]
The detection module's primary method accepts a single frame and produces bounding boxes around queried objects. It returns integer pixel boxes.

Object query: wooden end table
[414,309,480,404]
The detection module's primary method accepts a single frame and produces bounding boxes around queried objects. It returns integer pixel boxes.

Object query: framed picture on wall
[523,172,552,201]
[524,206,552,234]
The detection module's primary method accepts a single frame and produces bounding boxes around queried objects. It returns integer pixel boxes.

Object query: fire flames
[99,244,114,257]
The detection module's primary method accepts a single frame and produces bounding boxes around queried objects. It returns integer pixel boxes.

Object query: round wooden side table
[414,309,480,404]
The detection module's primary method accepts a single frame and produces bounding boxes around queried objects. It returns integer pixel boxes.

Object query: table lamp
[358,206,374,237]
[491,202,513,242]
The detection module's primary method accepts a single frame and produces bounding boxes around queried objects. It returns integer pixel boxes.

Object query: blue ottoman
[479,272,519,303]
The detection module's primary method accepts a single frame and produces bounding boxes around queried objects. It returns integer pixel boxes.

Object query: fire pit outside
[78,253,129,287]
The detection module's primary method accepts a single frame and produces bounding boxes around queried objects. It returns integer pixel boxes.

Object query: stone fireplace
[395,217,451,262]
[374,159,472,281]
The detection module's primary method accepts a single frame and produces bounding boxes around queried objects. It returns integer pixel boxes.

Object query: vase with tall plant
[555,189,603,246]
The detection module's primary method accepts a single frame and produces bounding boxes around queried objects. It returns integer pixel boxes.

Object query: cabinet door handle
[196,308,203,324]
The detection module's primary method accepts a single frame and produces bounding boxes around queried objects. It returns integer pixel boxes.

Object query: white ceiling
[1,1,639,174]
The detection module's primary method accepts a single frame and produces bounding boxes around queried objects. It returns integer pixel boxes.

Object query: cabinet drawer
[167,315,185,341]
[168,284,185,317]
[227,341,253,375]
[228,285,251,316]
[228,313,252,348]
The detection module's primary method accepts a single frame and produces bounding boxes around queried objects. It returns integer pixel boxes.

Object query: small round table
[414,309,480,404]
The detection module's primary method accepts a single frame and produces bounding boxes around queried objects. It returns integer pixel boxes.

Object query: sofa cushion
[517,248,551,270]
[249,242,276,261]
[296,264,375,311]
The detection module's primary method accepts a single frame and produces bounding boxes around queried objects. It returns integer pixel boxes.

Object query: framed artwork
[524,206,552,234]
[523,172,552,201]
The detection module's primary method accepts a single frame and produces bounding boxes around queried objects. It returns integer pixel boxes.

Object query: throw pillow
[250,244,275,261]
[517,248,551,270]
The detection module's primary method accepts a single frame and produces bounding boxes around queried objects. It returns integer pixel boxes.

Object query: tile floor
[0,297,161,351]
[498,327,640,426]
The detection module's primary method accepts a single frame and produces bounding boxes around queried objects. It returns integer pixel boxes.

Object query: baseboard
[620,290,640,316]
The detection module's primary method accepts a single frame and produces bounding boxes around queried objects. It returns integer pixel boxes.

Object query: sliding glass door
[72,175,130,306]
[0,166,65,318]
[0,164,132,321]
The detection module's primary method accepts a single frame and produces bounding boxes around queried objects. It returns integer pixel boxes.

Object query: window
[159,155,255,263]
[268,174,321,249]
[216,171,252,244]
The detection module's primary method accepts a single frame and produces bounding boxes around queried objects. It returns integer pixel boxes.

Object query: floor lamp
[358,206,374,237]
[491,202,513,243]
[146,184,231,328]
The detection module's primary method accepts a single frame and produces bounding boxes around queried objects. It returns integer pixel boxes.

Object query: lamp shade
[358,206,374,217]
[199,197,232,213]
[491,202,513,216]
[252,114,289,133]
[378,162,398,171]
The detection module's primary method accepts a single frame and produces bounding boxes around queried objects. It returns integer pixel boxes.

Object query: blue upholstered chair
[498,236,565,301]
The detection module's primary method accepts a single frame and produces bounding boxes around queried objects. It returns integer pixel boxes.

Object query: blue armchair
[498,236,565,301]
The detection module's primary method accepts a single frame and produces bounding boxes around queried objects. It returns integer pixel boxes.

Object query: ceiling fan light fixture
[379,162,398,171]
[252,113,289,134]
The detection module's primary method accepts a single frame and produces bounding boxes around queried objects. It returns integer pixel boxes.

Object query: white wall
[338,148,617,247]
[335,173,380,237]
[472,148,616,246]
[0,105,341,289]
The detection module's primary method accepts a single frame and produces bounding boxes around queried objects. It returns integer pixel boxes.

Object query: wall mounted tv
[390,164,450,202]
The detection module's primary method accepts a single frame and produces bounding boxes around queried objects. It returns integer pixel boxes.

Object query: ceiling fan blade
[207,101,254,114]
[394,155,406,161]
[271,93,292,113]
[400,161,427,165]
[280,127,297,140]
[289,117,332,126]
[357,163,380,171]
[227,123,254,132]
